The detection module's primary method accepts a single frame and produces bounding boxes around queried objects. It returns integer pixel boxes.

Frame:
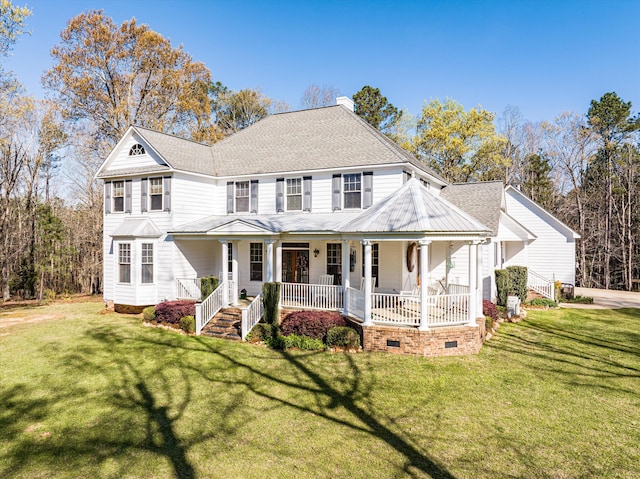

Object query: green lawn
[1,301,639,478]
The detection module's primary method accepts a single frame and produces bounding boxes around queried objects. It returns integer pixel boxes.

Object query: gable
[505,186,580,241]
[97,127,170,179]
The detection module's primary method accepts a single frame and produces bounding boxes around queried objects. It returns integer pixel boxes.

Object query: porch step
[201,307,242,341]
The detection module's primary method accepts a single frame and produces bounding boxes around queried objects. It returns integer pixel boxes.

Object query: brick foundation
[348,316,486,357]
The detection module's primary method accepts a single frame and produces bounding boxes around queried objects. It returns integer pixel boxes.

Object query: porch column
[362,240,373,326]
[418,240,431,331]
[220,240,229,306]
[468,241,479,326]
[275,241,282,282]
[342,240,350,316]
[231,241,239,305]
[265,239,274,282]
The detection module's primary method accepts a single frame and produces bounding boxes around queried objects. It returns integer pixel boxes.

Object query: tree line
[1,5,637,300]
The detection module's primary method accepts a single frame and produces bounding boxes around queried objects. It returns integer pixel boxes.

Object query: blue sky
[6,0,640,123]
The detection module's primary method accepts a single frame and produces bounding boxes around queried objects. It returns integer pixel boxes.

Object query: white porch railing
[346,287,365,320]
[280,282,343,310]
[446,283,470,295]
[371,292,421,326]
[176,277,201,300]
[241,294,263,340]
[528,269,555,300]
[428,293,470,326]
[195,281,227,335]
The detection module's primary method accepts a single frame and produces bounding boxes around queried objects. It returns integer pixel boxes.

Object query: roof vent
[336,96,355,112]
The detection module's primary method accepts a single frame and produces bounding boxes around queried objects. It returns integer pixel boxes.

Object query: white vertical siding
[505,191,576,284]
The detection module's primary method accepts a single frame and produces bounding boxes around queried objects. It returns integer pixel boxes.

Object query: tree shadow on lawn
[93,326,457,478]
[486,314,640,391]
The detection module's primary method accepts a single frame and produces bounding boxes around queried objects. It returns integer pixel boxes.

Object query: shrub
[44,288,56,301]
[142,306,156,322]
[154,300,196,325]
[482,300,498,320]
[246,323,277,343]
[526,297,558,308]
[562,295,594,304]
[495,269,509,307]
[485,317,495,331]
[262,282,281,325]
[180,315,195,333]
[506,266,528,303]
[200,276,219,300]
[280,310,346,340]
[282,334,325,350]
[326,326,360,349]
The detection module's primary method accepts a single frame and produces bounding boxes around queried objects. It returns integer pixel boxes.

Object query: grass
[1,301,639,478]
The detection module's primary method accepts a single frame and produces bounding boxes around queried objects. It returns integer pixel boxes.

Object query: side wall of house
[505,191,576,284]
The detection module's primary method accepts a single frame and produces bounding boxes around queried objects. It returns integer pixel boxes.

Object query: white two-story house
[96,97,577,356]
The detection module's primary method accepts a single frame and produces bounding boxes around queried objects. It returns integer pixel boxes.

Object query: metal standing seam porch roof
[169,179,490,237]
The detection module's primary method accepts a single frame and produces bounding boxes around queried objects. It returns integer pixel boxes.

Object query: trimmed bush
[507,266,528,302]
[526,298,558,308]
[485,317,495,331]
[282,334,325,351]
[180,315,195,333]
[154,300,196,326]
[280,310,346,340]
[142,306,156,322]
[246,323,277,343]
[326,326,360,349]
[562,295,594,304]
[200,276,219,300]
[495,269,509,307]
[262,282,281,325]
[482,300,498,320]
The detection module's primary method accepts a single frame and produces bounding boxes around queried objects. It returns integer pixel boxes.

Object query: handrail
[195,281,226,335]
[176,277,201,300]
[241,294,263,340]
[528,269,555,300]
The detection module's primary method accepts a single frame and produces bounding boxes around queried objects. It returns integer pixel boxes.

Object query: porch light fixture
[313,248,320,257]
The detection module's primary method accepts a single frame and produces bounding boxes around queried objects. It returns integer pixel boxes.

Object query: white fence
[176,278,201,300]
[346,287,365,320]
[241,294,263,340]
[195,281,227,335]
[280,282,343,310]
[427,293,470,326]
[371,292,421,326]
[528,269,555,300]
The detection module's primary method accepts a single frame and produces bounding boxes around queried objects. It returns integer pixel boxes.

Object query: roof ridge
[132,125,211,148]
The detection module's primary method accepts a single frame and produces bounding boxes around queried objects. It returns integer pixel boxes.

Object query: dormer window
[129,144,145,156]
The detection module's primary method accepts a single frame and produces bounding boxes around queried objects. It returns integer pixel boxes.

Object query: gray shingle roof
[440,181,504,235]
[133,126,218,176]
[208,106,444,178]
[340,178,489,234]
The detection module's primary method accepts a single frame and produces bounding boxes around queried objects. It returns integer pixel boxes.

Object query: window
[362,243,379,287]
[141,243,153,283]
[326,243,342,285]
[286,178,302,211]
[118,243,131,283]
[235,181,249,212]
[344,173,361,209]
[250,243,263,281]
[129,143,145,155]
[149,177,163,210]
[113,180,124,212]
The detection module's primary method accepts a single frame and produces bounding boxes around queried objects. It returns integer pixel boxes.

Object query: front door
[282,250,309,283]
